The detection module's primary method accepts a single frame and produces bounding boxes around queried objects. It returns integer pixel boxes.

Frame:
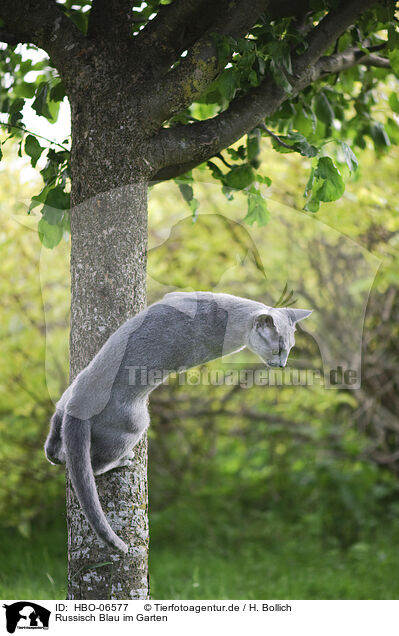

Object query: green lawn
[0,519,67,599]
[1,508,398,600]
[150,536,397,599]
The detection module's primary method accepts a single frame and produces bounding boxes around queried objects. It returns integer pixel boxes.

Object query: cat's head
[247,307,312,368]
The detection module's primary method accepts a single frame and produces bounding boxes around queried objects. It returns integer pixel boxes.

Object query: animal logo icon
[3,602,50,633]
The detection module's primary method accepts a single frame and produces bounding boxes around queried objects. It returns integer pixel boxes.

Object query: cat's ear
[254,313,275,330]
[286,308,312,324]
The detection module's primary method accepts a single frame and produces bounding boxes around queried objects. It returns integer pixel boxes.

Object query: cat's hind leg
[94,450,135,475]
[91,401,149,475]
[44,410,66,465]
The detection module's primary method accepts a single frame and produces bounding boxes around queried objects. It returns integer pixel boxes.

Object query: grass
[0,516,67,599]
[1,505,399,600]
[149,503,399,599]
[150,533,398,599]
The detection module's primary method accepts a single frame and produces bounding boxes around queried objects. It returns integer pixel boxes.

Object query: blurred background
[1,131,399,600]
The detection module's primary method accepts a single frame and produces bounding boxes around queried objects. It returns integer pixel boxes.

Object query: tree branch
[132,0,225,80]
[0,28,21,45]
[258,124,293,148]
[317,48,390,76]
[88,0,134,42]
[361,54,391,69]
[149,78,286,182]
[148,0,381,181]
[145,0,268,125]
[292,0,379,79]
[0,0,86,85]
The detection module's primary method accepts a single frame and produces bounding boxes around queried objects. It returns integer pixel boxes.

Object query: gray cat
[45,291,312,553]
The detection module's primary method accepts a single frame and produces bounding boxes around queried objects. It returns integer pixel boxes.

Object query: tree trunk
[66,98,150,598]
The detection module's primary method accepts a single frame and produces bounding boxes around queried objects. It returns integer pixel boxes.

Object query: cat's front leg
[44,410,66,465]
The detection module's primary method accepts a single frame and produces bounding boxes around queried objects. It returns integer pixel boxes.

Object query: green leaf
[45,186,70,210]
[294,107,315,137]
[270,59,292,93]
[178,182,194,204]
[247,132,260,162]
[314,92,334,127]
[270,131,318,158]
[217,69,237,101]
[340,142,358,173]
[207,161,224,181]
[42,206,64,226]
[388,48,399,76]
[47,100,60,123]
[227,146,246,161]
[49,81,66,102]
[248,69,259,86]
[211,33,236,65]
[9,98,24,114]
[190,102,219,120]
[62,210,71,234]
[304,167,315,197]
[14,82,36,98]
[304,196,320,213]
[32,82,52,119]
[270,139,296,154]
[388,25,399,50]
[370,122,391,149]
[389,92,399,113]
[290,135,318,158]
[0,96,10,113]
[24,134,43,168]
[29,187,50,213]
[38,217,63,249]
[68,9,89,34]
[223,164,254,190]
[189,197,199,220]
[276,101,296,120]
[178,180,199,219]
[243,191,270,226]
[315,157,345,202]
[385,118,399,145]
[256,174,272,186]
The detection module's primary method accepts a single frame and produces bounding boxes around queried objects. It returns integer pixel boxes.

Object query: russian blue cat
[45,291,311,553]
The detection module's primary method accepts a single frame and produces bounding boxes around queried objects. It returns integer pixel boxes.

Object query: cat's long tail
[63,414,128,554]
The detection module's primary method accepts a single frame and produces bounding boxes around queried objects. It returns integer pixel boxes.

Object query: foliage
[170,6,399,221]
[0,143,68,533]
[0,44,70,247]
[0,2,398,235]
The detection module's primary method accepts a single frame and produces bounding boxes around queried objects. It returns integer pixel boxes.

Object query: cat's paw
[115,451,135,469]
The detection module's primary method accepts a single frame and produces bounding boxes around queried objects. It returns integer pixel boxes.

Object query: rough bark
[66,94,150,599]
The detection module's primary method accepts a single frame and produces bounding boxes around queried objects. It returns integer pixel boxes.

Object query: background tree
[0,0,398,599]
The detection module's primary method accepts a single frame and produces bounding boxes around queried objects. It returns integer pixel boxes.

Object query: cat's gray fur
[45,291,311,553]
